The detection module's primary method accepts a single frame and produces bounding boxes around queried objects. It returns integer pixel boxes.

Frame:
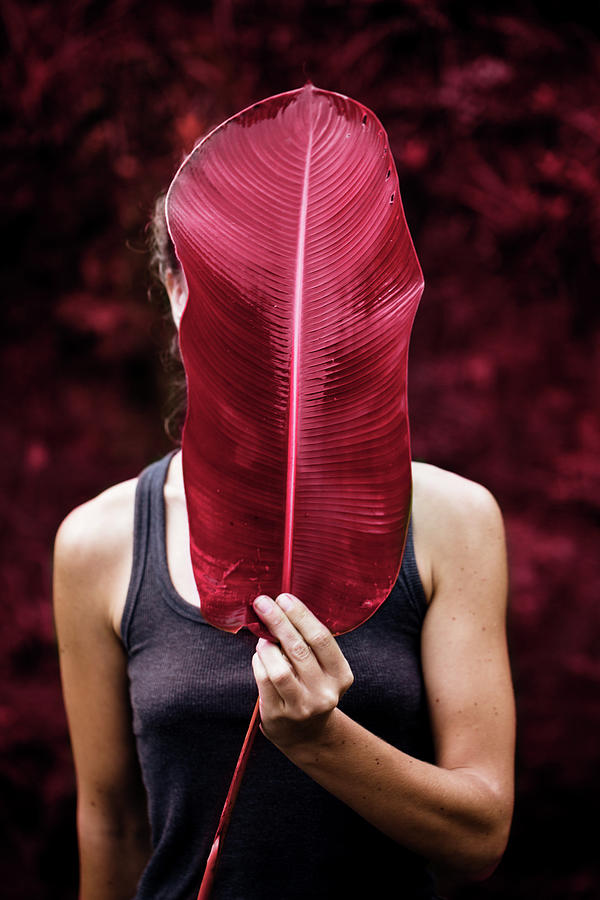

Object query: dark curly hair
[148,191,187,445]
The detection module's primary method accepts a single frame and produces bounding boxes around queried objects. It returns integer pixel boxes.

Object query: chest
[127,581,428,758]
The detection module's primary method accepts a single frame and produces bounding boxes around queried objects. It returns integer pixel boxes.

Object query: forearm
[278,708,509,877]
[77,806,151,900]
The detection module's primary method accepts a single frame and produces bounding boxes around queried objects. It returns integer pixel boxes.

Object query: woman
[54,184,515,898]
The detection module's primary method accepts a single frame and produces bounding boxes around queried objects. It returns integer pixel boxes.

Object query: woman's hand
[251,593,354,752]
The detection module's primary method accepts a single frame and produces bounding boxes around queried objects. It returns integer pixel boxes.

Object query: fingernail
[277,593,294,611]
[253,595,272,614]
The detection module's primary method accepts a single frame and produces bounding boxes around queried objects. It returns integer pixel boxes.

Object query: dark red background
[1,2,599,897]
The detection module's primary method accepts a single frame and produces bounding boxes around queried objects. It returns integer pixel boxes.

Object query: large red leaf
[166,84,424,639]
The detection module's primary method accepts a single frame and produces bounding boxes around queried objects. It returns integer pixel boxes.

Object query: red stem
[198,464,294,900]
[196,697,261,900]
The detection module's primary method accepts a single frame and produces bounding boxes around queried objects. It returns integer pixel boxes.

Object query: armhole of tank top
[120,469,151,651]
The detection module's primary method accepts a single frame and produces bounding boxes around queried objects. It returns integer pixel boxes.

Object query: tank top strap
[399,514,429,622]
[120,450,178,649]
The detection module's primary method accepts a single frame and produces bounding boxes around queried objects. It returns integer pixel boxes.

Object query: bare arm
[53,485,151,900]
[251,471,515,881]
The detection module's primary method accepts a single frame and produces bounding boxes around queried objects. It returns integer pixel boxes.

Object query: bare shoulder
[411,461,503,533]
[53,478,138,636]
[410,462,506,604]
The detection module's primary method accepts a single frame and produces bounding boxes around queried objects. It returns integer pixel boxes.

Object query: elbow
[464,839,506,883]
[453,776,514,883]
[435,802,512,885]
[77,796,150,845]
[456,815,512,883]
[434,840,506,889]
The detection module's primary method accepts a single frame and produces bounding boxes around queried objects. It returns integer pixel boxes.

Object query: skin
[53,273,515,898]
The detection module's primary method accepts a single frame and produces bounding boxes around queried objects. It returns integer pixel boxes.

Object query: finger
[275,593,353,685]
[255,636,301,704]
[253,595,321,679]
[251,651,282,710]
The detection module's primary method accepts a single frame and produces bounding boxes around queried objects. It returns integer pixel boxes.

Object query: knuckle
[308,688,338,717]
[292,605,309,628]
[271,666,293,688]
[290,692,313,721]
[288,640,311,662]
[251,655,264,678]
[341,666,354,692]
[290,704,310,722]
[268,610,285,628]
[321,688,339,711]
[311,628,332,652]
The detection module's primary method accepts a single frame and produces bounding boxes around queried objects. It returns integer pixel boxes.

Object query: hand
[251,593,354,752]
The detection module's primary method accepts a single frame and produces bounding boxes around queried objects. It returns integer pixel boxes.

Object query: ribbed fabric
[121,451,439,899]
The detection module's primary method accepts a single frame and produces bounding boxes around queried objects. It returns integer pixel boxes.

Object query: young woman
[53,196,515,900]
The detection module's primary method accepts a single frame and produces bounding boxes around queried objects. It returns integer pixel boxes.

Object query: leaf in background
[166,83,424,639]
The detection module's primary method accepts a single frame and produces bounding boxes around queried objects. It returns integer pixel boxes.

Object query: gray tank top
[121,451,438,899]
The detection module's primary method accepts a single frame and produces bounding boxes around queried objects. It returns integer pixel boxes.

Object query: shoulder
[410,462,506,604]
[411,461,503,535]
[53,477,138,636]
[54,478,138,558]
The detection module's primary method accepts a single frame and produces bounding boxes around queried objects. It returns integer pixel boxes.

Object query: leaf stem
[195,698,261,900]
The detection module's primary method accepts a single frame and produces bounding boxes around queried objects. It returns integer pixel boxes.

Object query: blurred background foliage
[1,0,598,897]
